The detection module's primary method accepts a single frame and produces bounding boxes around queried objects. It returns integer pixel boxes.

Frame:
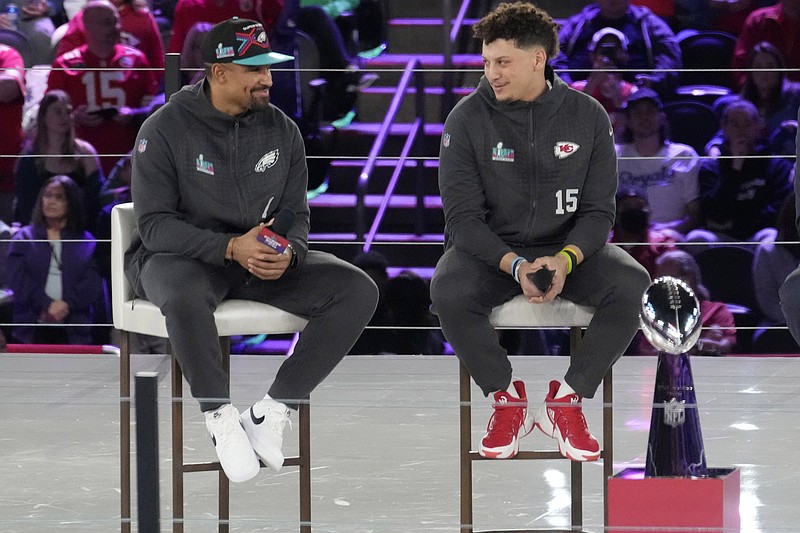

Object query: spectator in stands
[385,270,445,355]
[0,43,25,223]
[616,88,701,235]
[166,0,283,56]
[0,0,55,66]
[710,0,769,36]
[779,118,800,347]
[98,150,130,207]
[753,194,800,351]
[732,0,800,86]
[690,98,793,245]
[6,175,103,344]
[0,218,15,302]
[740,41,800,155]
[179,21,212,85]
[14,90,103,230]
[296,0,378,122]
[552,0,682,96]
[47,0,159,175]
[94,151,130,279]
[150,0,178,30]
[639,250,737,355]
[631,0,711,32]
[569,27,638,136]
[609,188,681,277]
[55,0,166,86]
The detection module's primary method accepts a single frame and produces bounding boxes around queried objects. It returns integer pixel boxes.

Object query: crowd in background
[1,0,799,354]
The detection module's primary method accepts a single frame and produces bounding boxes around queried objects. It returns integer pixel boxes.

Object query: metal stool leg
[299,401,311,533]
[120,331,131,533]
[603,367,613,528]
[219,338,231,533]
[459,363,473,533]
[568,326,583,530]
[171,354,184,533]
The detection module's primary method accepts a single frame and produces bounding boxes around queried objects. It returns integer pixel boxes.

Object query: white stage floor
[1,353,798,532]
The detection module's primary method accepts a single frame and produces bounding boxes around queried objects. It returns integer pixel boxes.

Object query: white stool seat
[490,294,594,328]
[118,298,309,338]
[111,202,309,338]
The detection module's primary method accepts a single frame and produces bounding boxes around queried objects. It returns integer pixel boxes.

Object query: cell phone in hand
[527,268,554,293]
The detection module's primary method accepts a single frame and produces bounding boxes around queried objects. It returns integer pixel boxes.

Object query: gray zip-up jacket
[438,66,617,269]
[125,79,310,279]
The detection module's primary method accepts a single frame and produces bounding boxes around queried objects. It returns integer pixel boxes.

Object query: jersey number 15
[555,188,579,214]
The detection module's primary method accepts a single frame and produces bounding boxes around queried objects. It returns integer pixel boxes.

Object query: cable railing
[355,57,426,242]
[1,35,800,354]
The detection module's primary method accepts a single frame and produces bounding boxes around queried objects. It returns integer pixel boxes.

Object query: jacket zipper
[528,104,538,239]
[232,120,248,226]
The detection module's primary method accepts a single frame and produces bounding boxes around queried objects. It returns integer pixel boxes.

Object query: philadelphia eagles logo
[255,150,279,172]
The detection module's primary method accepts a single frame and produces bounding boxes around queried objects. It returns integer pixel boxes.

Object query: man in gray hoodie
[125,17,378,483]
[431,2,650,462]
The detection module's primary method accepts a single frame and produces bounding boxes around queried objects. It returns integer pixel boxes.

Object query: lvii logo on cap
[215,43,234,60]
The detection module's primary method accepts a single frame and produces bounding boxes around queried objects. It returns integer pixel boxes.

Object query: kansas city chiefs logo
[554,141,580,159]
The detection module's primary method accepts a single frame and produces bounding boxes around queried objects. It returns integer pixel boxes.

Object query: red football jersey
[56,6,166,82]
[47,44,159,174]
[0,44,25,193]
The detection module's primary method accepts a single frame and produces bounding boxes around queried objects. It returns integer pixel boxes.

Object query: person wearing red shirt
[47,1,159,175]
[569,27,638,138]
[639,250,737,355]
[167,0,284,55]
[0,43,25,222]
[55,0,165,86]
[732,0,800,87]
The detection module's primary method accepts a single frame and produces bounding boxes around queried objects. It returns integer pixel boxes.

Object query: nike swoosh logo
[250,407,265,425]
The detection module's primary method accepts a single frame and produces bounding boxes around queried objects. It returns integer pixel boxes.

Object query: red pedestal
[608,467,740,533]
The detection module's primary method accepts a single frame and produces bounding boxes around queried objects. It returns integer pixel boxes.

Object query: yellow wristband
[557,250,574,275]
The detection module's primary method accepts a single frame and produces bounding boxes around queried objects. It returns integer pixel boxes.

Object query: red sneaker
[479,380,535,459]
[536,380,600,462]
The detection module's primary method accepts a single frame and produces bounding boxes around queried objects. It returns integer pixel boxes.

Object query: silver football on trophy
[640,276,702,355]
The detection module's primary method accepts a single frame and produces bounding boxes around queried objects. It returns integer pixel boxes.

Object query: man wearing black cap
[125,17,379,483]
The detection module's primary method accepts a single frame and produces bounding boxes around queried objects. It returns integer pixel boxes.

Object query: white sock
[555,381,576,399]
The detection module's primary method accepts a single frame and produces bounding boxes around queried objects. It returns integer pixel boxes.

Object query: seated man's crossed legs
[431,245,650,461]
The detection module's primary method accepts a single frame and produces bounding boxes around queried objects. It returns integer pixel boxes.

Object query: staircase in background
[308,0,592,274]
[308,0,476,274]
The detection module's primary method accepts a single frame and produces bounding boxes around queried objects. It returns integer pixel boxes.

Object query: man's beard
[249,89,270,111]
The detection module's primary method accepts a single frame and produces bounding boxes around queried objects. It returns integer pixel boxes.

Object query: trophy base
[608,467,740,533]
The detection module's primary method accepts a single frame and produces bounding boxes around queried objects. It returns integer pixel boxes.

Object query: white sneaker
[240,396,290,473]
[204,404,260,483]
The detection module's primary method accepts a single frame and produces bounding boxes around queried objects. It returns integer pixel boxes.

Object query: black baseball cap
[201,17,293,66]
